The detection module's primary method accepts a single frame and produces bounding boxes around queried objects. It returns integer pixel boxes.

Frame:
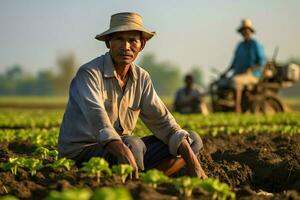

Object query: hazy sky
[1,0,299,82]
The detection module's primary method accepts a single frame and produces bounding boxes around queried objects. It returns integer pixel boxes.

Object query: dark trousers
[74,132,203,171]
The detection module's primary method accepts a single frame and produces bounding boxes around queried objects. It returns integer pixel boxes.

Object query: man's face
[241,28,252,41]
[185,76,193,88]
[108,31,145,67]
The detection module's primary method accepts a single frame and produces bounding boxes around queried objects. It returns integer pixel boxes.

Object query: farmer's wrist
[105,140,128,157]
[178,139,200,167]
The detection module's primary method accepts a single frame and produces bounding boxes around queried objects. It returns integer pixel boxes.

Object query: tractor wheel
[251,95,284,114]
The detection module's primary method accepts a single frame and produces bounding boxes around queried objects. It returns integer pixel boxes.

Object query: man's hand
[105,140,139,179]
[178,139,208,179]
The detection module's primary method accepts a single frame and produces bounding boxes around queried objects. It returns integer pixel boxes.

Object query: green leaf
[140,169,169,188]
[112,164,133,183]
[44,188,92,200]
[80,157,111,183]
[90,187,132,200]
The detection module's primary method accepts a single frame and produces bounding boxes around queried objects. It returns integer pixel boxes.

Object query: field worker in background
[174,74,209,115]
[58,12,207,179]
[221,19,266,113]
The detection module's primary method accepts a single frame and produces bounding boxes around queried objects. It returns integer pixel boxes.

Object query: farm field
[0,107,300,199]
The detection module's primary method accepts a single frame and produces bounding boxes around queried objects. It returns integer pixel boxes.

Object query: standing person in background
[222,19,266,113]
[174,74,209,115]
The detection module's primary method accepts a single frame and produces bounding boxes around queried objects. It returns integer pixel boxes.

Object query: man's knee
[122,136,146,170]
[188,132,203,155]
[123,136,146,153]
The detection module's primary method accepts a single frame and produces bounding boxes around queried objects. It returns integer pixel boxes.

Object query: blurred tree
[16,75,36,95]
[0,51,77,96]
[35,70,55,95]
[54,52,77,95]
[0,73,10,95]
[6,65,23,80]
[0,65,24,95]
[139,53,181,97]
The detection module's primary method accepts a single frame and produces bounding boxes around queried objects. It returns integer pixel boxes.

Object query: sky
[0,0,300,83]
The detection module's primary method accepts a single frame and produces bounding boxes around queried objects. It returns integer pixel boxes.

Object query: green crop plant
[0,130,16,142]
[140,169,169,188]
[0,108,63,129]
[48,158,75,172]
[0,157,26,175]
[112,164,134,183]
[44,188,92,200]
[0,157,44,176]
[49,150,59,160]
[33,147,50,159]
[33,147,58,160]
[23,158,44,176]
[80,157,111,183]
[90,187,133,200]
[199,178,235,200]
[0,195,19,200]
[173,176,201,197]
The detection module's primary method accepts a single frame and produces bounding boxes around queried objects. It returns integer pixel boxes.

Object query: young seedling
[199,178,236,200]
[48,158,75,172]
[23,158,43,176]
[44,188,92,200]
[49,150,59,160]
[90,187,132,200]
[80,157,111,183]
[112,164,134,183]
[140,169,169,188]
[0,157,26,175]
[173,176,201,197]
[33,147,50,159]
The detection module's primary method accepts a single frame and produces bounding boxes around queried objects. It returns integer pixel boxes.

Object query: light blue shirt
[231,39,266,77]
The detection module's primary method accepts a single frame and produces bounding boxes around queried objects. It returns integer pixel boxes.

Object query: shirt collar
[103,52,138,81]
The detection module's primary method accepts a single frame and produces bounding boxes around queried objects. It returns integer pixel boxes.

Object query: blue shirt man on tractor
[222,19,266,113]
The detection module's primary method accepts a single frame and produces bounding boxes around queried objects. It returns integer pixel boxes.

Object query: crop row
[0,128,58,148]
[0,109,63,128]
[1,108,300,129]
[0,123,299,151]
[0,157,235,199]
[0,187,132,200]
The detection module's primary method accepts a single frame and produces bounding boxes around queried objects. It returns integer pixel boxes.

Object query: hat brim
[95,25,155,41]
[237,26,255,33]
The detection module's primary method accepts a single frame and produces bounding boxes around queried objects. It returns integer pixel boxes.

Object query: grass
[0,96,67,105]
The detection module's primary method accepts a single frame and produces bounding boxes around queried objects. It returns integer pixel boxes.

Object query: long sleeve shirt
[231,38,266,77]
[58,52,191,159]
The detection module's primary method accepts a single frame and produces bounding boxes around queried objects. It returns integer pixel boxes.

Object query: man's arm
[140,73,196,156]
[139,72,207,177]
[75,67,121,145]
[178,139,207,178]
[139,74,184,155]
[222,43,241,77]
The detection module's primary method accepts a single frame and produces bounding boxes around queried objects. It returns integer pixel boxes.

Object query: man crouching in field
[58,12,207,179]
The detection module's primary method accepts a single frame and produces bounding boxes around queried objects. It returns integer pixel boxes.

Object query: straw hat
[237,18,255,33]
[95,12,155,41]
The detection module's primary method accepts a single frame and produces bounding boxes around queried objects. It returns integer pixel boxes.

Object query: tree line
[0,52,204,97]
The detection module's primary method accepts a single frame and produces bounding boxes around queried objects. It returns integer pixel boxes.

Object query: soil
[0,133,300,200]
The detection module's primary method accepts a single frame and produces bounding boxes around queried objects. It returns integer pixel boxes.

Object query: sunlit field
[0,96,300,199]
